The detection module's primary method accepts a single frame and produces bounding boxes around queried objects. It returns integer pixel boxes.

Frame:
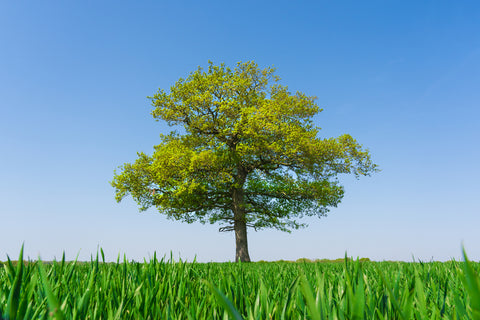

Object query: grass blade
[6,244,24,320]
[38,260,66,320]
[299,273,321,320]
[462,248,480,319]
[202,280,244,320]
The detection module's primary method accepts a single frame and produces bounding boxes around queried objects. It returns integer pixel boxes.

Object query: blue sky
[1,1,479,262]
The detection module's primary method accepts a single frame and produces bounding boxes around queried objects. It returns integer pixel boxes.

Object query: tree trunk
[232,169,251,262]
[234,218,251,262]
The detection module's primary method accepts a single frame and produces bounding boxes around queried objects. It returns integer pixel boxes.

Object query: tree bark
[234,216,251,262]
[232,168,251,262]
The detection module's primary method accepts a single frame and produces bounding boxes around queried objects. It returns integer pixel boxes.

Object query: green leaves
[112,61,377,256]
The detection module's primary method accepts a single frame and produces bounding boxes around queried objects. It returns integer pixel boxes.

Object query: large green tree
[112,61,377,262]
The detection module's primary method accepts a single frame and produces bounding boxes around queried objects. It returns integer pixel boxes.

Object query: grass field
[1,247,480,319]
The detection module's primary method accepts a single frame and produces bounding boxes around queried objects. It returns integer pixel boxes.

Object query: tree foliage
[112,61,377,256]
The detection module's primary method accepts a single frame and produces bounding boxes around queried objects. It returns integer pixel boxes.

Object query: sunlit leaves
[112,61,377,232]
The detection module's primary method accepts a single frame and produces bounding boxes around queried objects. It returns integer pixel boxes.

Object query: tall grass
[1,246,479,319]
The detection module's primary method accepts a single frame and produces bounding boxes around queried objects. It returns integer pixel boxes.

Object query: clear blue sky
[1,1,479,262]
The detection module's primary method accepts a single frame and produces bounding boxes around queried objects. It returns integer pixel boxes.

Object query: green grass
[1,247,479,319]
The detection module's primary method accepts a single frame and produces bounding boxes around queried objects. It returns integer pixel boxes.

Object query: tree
[111,61,377,262]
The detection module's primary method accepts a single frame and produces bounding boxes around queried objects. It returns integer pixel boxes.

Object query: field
[1,248,480,319]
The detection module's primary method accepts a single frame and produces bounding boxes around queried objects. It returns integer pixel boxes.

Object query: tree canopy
[111,61,377,262]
